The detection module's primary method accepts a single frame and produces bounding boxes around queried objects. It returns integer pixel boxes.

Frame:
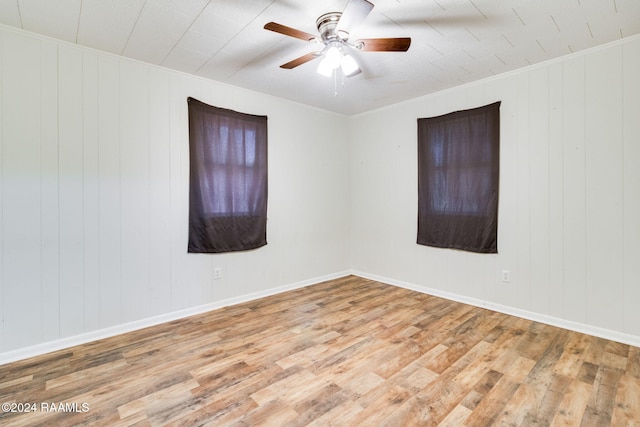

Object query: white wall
[0,27,351,358]
[349,35,640,345]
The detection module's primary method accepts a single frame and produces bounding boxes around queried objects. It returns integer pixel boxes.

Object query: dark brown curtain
[188,97,268,253]
[417,101,500,253]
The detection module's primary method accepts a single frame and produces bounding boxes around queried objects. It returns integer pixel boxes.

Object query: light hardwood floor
[1,275,639,426]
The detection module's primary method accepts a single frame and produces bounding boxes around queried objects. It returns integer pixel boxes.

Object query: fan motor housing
[316,12,347,42]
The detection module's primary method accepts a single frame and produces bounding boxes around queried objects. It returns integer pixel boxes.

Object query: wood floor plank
[610,374,640,426]
[553,332,593,378]
[491,382,537,426]
[462,375,520,426]
[581,366,624,426]
[628,346,640,379]
[0,275,638,426]
[344,384,413,426]
[550,380,593,427]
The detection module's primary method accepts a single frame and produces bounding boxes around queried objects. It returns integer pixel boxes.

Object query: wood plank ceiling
[1,0,639,115]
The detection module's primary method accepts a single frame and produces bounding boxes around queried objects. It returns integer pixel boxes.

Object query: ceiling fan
[264,0,411,78]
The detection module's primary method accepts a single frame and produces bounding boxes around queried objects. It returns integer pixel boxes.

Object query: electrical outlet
[501,270,510,283]
[214,267,222,280]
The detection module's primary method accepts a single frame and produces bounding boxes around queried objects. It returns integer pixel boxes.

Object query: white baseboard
[0,270,351,366]
[4,269,636,366]
[351,270,640,348]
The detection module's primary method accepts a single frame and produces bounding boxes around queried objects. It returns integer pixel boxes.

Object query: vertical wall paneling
[58,45,85,337]
[97,55,121,329]
[119,60,151,322]
[515,72,532,311]
[40,40,60,342]
[487,75,518,307]
[528,66,551,315]
[148,67,172,316]
[349,35,640,346]
[561,56,587,324]
[82,53,100,332]
[0,27,352,357]
[392,114,419,288]
[622,38,640,336]
[348,108,381,277]
[547,62,565,319]
[584,46,624,331]
[168,73,187,312]
[2,33,43,350]
[0,30,3,351]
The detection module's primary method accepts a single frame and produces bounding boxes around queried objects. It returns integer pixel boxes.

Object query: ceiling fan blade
[280,52,319,69]
[336,0,374,34]
[356,37,411,52]
[264,22,317,42]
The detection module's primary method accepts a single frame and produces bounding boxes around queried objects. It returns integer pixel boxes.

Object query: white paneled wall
[0,27,350,357]
[623,40,640,336]
[350,35,640,345]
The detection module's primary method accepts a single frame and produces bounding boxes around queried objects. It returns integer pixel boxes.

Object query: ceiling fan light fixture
[317,56,335,77]
[341,53,360,77]
[325,46,342,68]
[317,45,343,77]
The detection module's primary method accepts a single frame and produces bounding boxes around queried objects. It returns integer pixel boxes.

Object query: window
[188,97,268,253]
[417,101,500,253]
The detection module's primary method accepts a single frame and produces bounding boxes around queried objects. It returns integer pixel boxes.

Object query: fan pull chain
[334,70,338,96]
